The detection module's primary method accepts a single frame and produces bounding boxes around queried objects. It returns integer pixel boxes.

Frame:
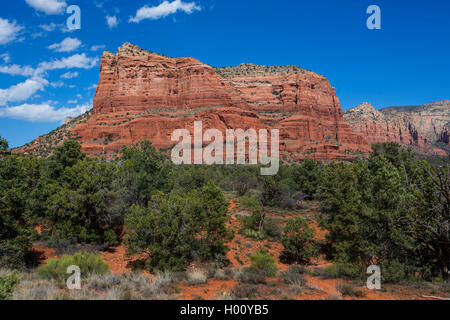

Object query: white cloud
[0,77,48,106]
[0,64,35,77]
[37,53,99,72]
[50,81,64,88]
[88,83,97,90]
[60,71,79,79]
[0,102,91,122]
[0,53,98,78]
[0,18,23,45]
[0,53,10,63]
[48,37,82,52]
[25,0,67,15]
[129,0,201,23]
[39,23,58,32]
[106,16,118,29]
[68,99,77,104]
[91,44,106,52]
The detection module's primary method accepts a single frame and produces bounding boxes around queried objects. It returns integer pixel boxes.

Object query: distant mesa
[344,100,450,156]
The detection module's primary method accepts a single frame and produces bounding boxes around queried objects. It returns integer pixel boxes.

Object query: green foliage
[233,284,259,299]
[291,159,322,197]
[336,283,365,297]
[323,263,365,280]
[281,217,317,264]
[249,248,277,277]
[0,155,38,269]
[318,142,449,280]
[0,271,18,300]
[0,135,8,152]
[237,267,267,284]
[43,158,121,244]
[241,210,282,240]
[240,196,260,209]
[242,210,263,231]
[280,266,306,286]
[38,252,110,282]
[125,182,232,272]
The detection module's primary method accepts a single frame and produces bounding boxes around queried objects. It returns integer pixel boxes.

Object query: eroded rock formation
[344,101,449,156]
[18,43,371,161]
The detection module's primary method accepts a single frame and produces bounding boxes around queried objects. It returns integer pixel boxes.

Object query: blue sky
[0,0,449,148]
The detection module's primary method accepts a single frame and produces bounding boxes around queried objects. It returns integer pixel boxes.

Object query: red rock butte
[19,43,372,161]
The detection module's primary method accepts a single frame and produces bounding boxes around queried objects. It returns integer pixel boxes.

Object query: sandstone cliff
[344,101,449,156]
[17,43,370,161]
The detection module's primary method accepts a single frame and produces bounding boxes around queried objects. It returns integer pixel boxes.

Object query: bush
[242,229,266,240]
[240,196,260,209]
[0,271,18,300]
[249,248,277,277]
[236,267,267,284]
[186,270,207,285]
[262,217,283,240]
[336,283,365,297]
[233,284,259,299]
[280,266,306,286]
[38,252,110,282]
[125,183,232,272]
[382,260,407,283]
[323,263,365,280]
[281,217,317,264]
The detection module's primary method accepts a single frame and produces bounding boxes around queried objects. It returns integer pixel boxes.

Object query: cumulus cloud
[0,77,48,106]
[0,18,23,45]
[60,71,79,79]
[0,53,98,78]
[0,102,91,122]
[25,0,67,15]
[106,16,118,29]
[37,53,99,73]
[129,0,201,23]
[48,37,82,52]
[0,64,35,77]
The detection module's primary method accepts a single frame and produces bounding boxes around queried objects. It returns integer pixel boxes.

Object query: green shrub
[233,284,259,299]
[242,210,263,231]
[240,196,260,209]
[237,267,267,284]
[281,217,317,264]
[280,266,306,286]
[249,248,277,277]
[382,260,407,283]
[336,283,365,297]
[262,217,283,240]
[38,252,110,282]
[0,272,18,300]
[242,229,266,240]
[323,263,364,280]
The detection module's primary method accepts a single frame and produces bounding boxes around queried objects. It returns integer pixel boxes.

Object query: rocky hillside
[16,42,370,160]
[344,101,449,156]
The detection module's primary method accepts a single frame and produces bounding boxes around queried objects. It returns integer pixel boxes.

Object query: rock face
[344,101,450,156]
[18,43,370,160]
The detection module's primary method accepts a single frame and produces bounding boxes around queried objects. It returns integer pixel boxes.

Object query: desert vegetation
[0,136,448,300]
